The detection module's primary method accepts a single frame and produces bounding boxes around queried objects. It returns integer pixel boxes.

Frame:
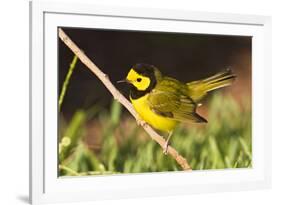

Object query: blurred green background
[58,28,252,176]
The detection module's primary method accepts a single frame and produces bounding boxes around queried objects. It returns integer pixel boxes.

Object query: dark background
[58,27,251,117]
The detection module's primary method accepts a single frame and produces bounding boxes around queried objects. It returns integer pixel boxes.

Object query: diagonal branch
[58,28,192,171]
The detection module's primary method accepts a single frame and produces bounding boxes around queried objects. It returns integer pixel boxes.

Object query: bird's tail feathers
[186,69,236,102]
[201,69,236,92]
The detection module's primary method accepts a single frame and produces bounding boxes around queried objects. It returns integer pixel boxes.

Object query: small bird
[118,63,236,153]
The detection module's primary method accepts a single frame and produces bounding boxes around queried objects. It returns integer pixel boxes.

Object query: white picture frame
[29,1,272,204]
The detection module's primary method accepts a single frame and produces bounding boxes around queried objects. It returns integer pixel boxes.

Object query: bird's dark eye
[137,78,142,82]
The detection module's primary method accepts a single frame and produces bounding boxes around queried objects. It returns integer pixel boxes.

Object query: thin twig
[58,28,192,171]
[59,55,78,110]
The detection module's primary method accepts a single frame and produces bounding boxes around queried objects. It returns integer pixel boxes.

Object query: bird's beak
[117,79,130,84]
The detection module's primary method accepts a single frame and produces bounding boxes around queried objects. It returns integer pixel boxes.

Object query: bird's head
[118,63,162,92]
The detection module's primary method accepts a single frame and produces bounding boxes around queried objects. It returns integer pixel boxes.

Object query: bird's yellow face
[126,68,151,91]
[119,63,161,99]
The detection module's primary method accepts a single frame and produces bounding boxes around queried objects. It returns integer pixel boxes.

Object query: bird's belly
[130,95,177,132]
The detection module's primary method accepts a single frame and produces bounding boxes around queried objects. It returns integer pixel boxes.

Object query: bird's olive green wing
[147,78,207,123]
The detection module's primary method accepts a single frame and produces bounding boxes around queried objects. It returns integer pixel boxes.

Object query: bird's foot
[163,131,173,155]
[136,117,147,127]
[163,141,169,155]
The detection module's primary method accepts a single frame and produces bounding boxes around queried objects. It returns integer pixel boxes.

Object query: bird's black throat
[130,87,150,99]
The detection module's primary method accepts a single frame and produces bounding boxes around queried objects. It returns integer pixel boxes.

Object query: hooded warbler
[118,63,236,153]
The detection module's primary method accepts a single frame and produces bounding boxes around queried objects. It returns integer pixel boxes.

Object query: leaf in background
[59,110,86,161]
[110,100,122,126]
[101,134,118,171]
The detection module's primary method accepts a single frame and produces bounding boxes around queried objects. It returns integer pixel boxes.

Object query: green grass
[58,94,252,176]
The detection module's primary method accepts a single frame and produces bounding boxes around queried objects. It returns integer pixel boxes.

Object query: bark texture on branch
[58,28,192,171]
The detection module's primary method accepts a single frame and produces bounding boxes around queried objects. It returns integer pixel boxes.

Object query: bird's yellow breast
[130,94,177,132]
